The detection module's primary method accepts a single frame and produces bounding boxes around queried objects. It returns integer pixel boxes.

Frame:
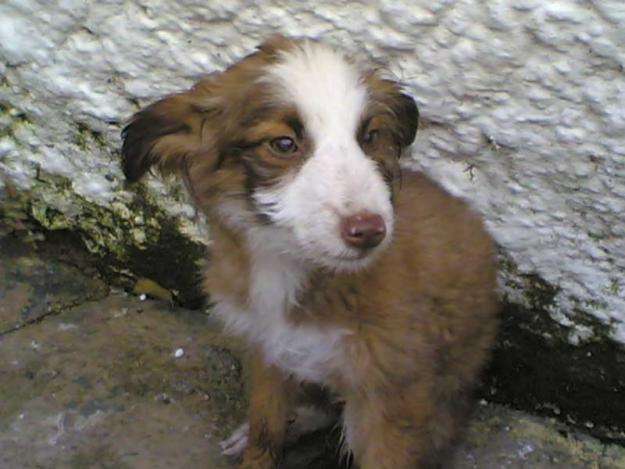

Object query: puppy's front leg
[240,350,289,469]
[345,381,436,469]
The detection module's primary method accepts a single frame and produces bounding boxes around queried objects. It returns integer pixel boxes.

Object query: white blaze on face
[254,42,394,270]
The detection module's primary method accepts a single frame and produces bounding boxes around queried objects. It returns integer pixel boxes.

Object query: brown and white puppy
[121,36,498,469]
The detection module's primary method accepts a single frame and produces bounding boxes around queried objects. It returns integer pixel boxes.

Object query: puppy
[121,35,498,469]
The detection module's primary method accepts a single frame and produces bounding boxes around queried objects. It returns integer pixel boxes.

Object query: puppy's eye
[362,129,379,145]
[269,136,298,155]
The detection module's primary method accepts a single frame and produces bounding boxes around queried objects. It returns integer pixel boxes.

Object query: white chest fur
[213,251,348,384]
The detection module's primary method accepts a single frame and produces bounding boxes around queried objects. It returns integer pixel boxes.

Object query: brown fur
[121,36,498,469]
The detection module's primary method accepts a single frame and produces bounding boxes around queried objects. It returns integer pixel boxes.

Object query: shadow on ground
[1,234,624,468]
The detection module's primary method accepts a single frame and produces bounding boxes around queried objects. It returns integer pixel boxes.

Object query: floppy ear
[365,73,419,151]
[392,92,419,148]
[121,85,218,182]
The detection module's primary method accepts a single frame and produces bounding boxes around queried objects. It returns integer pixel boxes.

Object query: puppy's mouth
[323,242,387,270]
[332,250,372,262]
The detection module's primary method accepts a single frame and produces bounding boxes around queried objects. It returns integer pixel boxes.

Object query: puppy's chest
[215,260,349,384]
[250,307,347,384]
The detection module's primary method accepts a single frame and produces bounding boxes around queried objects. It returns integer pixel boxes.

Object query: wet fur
[121,36,498,469]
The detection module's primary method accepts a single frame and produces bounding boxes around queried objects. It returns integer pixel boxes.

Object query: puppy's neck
[247,243,308,313]
[206,205,312,314]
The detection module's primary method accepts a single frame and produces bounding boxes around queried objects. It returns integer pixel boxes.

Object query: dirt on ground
[1,233,624,469]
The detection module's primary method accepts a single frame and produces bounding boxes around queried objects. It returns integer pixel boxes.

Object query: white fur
[287,405,336,440]
[220,422,249,456]
[220,406,336,457]
[213,227,350,384]
[254,41,394,271]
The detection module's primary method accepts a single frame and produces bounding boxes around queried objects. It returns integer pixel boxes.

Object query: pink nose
[340,212,386,249]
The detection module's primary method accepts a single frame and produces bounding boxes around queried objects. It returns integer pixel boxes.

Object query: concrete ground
[1,234,624,469]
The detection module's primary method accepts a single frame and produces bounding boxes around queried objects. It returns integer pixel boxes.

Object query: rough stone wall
[1,1,624,345]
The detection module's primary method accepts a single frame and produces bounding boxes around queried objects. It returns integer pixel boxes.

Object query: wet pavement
[0,233,624,469]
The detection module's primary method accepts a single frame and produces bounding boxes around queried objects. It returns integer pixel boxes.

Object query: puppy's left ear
[366,73,419,151]
[392,92,419,148]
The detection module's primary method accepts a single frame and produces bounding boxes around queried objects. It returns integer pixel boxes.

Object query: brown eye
[270,136,298,155]
[362,129,379,145]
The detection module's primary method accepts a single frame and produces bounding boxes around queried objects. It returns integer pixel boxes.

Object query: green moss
[0,183,42,243]
[0,101,33,141]
[587,230,607,242]
[488,252,625,444]
[606,277,622,296]
[73,122,107,150]
[121,185,206,307]
[73,128,89,150]
[498,251,616,342]
[11,170,205,308]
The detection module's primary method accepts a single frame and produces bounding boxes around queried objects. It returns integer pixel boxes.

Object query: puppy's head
[122,36,418,271]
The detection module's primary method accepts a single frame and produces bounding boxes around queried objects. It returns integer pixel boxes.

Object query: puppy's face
[122,36,418,271]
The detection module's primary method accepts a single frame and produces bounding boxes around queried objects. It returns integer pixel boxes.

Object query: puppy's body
[209,173,497,468]
[122,36,498,468]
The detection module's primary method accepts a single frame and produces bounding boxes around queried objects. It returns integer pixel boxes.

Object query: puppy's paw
[220,406,336,457]
[286,405,336,443]
[239,448,276,469]
[220,422,249,457]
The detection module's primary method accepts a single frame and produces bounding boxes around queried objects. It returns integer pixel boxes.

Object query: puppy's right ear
[121,87,217,182]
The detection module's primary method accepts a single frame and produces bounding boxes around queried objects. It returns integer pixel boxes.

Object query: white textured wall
[1,1,624,342]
